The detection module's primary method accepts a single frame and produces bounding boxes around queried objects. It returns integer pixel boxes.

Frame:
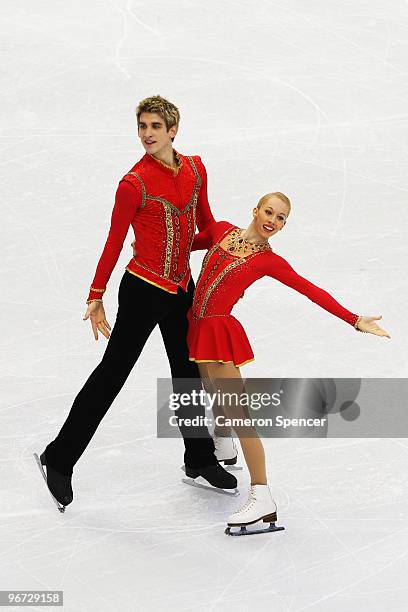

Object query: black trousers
[45,270,216,475]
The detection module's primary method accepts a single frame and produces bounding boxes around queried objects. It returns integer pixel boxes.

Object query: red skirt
[187,310,254,368]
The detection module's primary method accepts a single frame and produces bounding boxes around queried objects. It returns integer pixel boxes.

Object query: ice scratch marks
[297,545,408,611]
[108,0,162,79]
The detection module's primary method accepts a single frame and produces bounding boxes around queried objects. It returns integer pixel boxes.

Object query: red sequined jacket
[87,151,215,302]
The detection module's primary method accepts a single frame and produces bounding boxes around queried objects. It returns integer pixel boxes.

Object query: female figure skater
[186,192,390,534]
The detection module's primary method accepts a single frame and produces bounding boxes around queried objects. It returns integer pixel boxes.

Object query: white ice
[1,1,407,610]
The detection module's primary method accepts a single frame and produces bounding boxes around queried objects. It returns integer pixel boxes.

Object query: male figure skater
[36,95,236,512]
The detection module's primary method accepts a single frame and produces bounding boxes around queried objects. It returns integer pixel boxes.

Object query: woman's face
[252,197,289,239]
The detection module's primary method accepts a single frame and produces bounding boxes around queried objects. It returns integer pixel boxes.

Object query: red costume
[46,150,223,476]
[187,221,359,367]
[87,151,214,302]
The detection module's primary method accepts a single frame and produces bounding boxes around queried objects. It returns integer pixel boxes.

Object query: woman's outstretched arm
[261,253,390,338]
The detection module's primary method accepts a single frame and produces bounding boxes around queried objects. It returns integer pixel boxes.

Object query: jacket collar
[145,149,183,176]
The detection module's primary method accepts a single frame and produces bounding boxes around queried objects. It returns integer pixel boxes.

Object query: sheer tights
[198,362,267,486]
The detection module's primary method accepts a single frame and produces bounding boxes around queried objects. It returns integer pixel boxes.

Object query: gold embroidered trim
[224,227,272,257]
[145,156,201,215]
[129,156,201,283]
[90,287,105,293]
[187,156,202,188]
[192,225,236,315]
[125,267,179,293]
[194,224,267,318]
[128,260,190,284]
[185,191,198,254]
[148,149,182,174]
[192,250,227,316]
[199,258,245,318]
[86,298,103,305]
[163,205,174,278]
[189,357,255,367]
[152,156,201,281]
[192,312,232,321]
[174,149,182,167]
[128,155,200,214]
[172,215,182,281]
[146,195,194,215]
[127,172,147,208]
[185,156,201,214]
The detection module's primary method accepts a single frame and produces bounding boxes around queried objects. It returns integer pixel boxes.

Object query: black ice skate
[181,463,239,497]
[33,452,73,513]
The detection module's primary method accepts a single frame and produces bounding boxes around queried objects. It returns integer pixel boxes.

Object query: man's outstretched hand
[83,301,111,340]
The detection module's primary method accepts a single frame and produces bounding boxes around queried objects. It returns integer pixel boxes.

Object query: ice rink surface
[1,0,407,610]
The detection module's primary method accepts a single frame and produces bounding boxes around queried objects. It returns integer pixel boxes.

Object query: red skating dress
[187,221,359,368]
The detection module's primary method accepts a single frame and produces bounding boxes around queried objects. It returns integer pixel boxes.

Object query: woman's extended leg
[198,362,267,485]
[198,361,281,530]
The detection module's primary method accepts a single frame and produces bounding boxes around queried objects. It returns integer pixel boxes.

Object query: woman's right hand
[83,301,111,341]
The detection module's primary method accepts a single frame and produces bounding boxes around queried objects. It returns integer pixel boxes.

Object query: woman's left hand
[356,315,390,338]
[131,239,137,258]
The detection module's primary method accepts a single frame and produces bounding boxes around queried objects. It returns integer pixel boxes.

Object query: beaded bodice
[192,225,271,319]
[190,221,359,327]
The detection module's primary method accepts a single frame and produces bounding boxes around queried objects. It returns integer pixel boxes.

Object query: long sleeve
[191,220,233,252]
[87,180,141,302]
[194,157,216,232]
[191,224,215,251]
[261,253,359,326]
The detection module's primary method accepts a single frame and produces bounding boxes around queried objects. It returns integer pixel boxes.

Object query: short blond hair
[257,192,291,216]
[136,95,180,141]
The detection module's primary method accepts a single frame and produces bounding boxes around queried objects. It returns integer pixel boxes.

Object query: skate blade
[182,477,239,497]
[225,522,285,536]
[223,464,243,471]
[181,463,243,473]
[33,453,66,513]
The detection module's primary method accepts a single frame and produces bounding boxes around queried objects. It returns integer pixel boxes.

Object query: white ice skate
[225,484,285,536]
[214,435,242,471]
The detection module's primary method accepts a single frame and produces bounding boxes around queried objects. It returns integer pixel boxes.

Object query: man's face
[252,196,289,239]
[138,112,177,155]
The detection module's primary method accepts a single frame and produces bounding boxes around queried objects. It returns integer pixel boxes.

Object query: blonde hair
[257,192,291,216]
[136,95,180,142]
